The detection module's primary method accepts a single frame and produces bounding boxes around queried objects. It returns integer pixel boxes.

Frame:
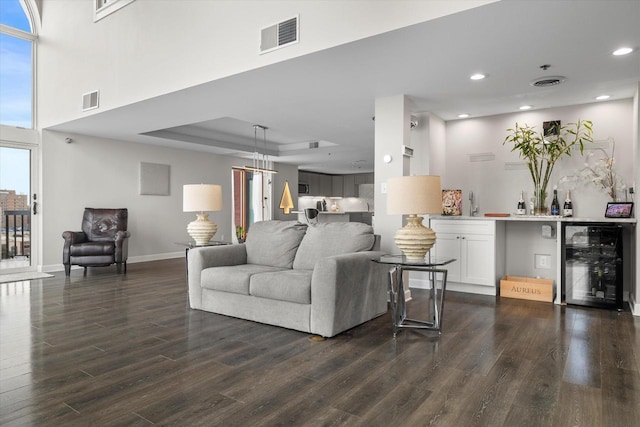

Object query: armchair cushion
[69,241,115,256]
[82,208,128,241]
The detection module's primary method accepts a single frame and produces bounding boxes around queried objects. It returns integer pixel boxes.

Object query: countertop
[292,210,372,215]
[429,214,636,223]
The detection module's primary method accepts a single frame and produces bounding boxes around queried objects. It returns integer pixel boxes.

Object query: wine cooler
[562,223,623,310]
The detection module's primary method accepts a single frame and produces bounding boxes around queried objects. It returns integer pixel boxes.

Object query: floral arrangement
[577,138,625,201]
[503,119,593,214]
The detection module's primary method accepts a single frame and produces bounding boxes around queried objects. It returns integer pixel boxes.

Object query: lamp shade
[183,184,222,212]
[387,175,442,215]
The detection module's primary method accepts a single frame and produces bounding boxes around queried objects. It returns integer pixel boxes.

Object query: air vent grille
[530,76,566,87]
[260,15,299,54]
[309,141,319,149]
[278,17,297,45]
[82,90,99,111]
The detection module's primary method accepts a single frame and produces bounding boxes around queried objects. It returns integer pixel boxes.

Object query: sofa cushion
[201,264,287,295]
[245,220,308,268]
[250,269,313,304]
[292,222,375,270]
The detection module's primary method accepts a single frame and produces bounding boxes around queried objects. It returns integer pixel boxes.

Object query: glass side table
[373,255,454,337]
[175,241,231,276]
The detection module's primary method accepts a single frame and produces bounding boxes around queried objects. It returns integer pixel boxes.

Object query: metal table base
[374,255,453,338]
[389,265,448,336]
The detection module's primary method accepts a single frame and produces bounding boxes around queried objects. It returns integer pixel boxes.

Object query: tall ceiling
[50,0,640,175]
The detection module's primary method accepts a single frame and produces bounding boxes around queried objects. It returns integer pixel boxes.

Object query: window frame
[94,0,136,22]
[0,0,37,130]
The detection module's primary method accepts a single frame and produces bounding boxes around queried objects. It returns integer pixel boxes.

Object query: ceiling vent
[530,76,566,87]
[82,90,99,111]
[260,15,299,54]
[309,141,319,149]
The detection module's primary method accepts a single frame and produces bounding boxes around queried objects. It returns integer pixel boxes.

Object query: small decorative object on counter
[442,189,463,216]
[550,188,560,216]
[517,191,526,215]
[529,197,534,215]
[563,190,573,217]
[235,225,246,243]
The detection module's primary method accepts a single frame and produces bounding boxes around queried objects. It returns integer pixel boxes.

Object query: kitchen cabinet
[299,172,331,196]
[342,175,356,197]
[298,171,374,197]
[354,173,374,185]
[332,176,344,197]
[430,219,501,295]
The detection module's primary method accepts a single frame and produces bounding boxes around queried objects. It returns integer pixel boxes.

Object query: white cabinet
[430,219,502,295]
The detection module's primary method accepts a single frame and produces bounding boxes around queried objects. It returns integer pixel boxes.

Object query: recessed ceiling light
[458,113,470,118]
[595,95,611,100]
[613,47,633,56]
[519,105,532,110]
[470,73,486,80]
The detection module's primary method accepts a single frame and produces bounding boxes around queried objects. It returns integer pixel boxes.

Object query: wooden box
[500,276,553,302]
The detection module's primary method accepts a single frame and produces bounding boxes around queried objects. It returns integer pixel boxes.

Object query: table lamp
[183,184,222,245]
[280,181,294,214]
[387,175,442,259]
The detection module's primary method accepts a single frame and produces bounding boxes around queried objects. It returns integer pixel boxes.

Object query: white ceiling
[50,0,640,175]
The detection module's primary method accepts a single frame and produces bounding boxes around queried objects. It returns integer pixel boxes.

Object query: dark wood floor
[1,259,639,426]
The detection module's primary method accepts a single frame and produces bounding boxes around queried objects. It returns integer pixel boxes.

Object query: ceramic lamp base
[394,214,436,260]
[187,212,218,246]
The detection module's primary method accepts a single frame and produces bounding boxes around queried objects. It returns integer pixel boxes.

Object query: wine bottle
[517,191,526,215]
[550,189,560,216]
[563,190,573,217]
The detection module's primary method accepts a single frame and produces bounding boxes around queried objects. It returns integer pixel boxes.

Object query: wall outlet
[381,182,387,194]
[534,253,551,269]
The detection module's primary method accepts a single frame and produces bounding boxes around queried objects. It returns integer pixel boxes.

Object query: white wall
[37,0,495,128]
[444,99,635,217]
[41,130,298,271]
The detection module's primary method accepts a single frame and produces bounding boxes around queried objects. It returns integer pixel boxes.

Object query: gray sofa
[187,220,388,338]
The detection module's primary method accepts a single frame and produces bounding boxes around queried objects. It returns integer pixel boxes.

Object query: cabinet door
[460,233,494,286]
[342,175,356,197]
[321,174,333,197]
[332,176,344,197]
[307,173,319,196]
[431,232,461,282]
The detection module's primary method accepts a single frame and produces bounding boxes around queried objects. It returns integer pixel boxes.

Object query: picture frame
[442,189,462,216]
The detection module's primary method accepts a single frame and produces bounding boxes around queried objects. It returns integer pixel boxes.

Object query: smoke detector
[530,76,566,87]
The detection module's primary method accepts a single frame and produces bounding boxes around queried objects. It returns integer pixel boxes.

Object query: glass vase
[534,185,548,215]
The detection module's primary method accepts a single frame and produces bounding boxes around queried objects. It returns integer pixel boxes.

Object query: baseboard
[41,252,183,273]
[630,292,639,316]
[409,276,496,296]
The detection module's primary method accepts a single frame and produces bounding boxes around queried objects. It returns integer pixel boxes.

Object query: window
[0,0,36,128]
[232,168,273,240]
[94,0,137,22]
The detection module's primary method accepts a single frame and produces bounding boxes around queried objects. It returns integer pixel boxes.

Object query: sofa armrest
[62,231,87,264]
[187,244,247,308]
[310,250,388,337]
[114,230,131,263]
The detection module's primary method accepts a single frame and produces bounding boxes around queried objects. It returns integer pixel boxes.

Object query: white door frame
[0,128,40,274]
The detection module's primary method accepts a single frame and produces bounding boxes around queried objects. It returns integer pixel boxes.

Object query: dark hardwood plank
[1,258,640,426]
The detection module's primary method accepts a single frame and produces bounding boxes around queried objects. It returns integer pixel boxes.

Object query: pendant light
[244,124,277,174]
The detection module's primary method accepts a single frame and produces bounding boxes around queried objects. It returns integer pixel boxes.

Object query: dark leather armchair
[62,208,131,276]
